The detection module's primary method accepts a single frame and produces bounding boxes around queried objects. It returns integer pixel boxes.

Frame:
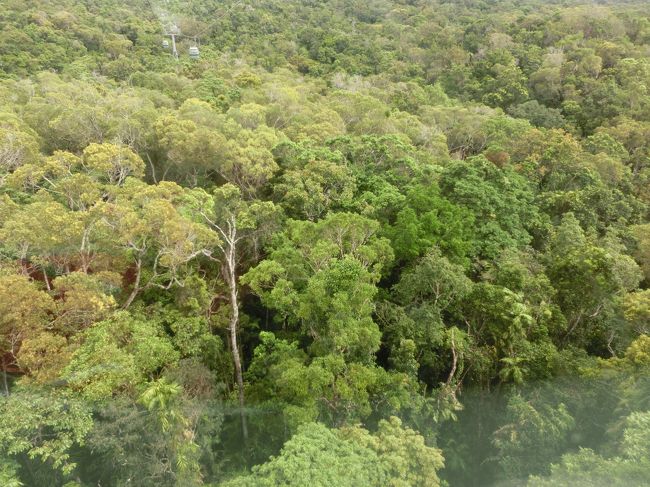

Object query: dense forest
[1,0,650,485]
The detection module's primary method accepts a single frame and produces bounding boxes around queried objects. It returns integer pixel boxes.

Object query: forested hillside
[1,0,650,485]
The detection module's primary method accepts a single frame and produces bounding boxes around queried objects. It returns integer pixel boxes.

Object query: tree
[221,125,281,197]
[245,332,412,427]
[224,417,444,487]
[546,213,642,347]
[243,212,393,361]
[0,458,22,487]
[386,184,476,265]
[100,179,214,308]
[223,422,382,487]
[273,159,357,221]
[527,410,650,486]
[340,416,445,487]
[439,155,541,259]
[0,275,54,394]
[0,389,93,475]
[622,290,650,335]
[139,379,203,486]
[493,394,575,479]
[152,112,227,186]
[631,224,650,281]
[378,248,473,394]
[0,112,41,183]
[479,59,529,109]
[63,311,179,401]
[0,198,86,275]
[507,100,567,129]
[188,183,278,440]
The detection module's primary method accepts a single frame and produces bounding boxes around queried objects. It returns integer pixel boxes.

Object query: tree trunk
[123,258,142,309]
[2,361,9,396]
[226,243,248,441]
[42,267,51,291]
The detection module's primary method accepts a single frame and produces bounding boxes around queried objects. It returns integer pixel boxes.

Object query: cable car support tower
[163,23,180,61]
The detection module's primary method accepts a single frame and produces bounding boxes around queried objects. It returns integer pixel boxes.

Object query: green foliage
[439,155,541,259]
[0,458,23,487]
[493,394,575,478]
[0,390,93,474]
[224,418,443,487]
[246,332,412,427]
[243,212,393,361]
[387,184,476,264]
[0,0,650,485]
[527,407,650,487]
[527,447,650,487]
[508,100,567,129]
[223,422,383,487]
[63,312,179,401]
[340,416,445,487]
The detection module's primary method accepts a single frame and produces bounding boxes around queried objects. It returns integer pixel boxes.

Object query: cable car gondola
[189,46,200,59]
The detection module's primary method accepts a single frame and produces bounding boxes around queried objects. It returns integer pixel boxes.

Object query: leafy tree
[527,410,650,486]
[225,417,444,487]
[139,379,203,486]
[546,213,642,347]
[101,179,214,308]
[439,155,541,259]
[273,159,357,221]
[243,212,392,361]
[245,331,412,427]
[378,248,473,394]
[0,275,54,393]
[386,184,475,265]
[63,311,179,401]
[188,183,278,439]
[508,100,567,129]
[493,394,575,479]
[0,389,93,474]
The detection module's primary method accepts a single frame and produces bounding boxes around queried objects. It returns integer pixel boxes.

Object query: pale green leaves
[63,312,179,401]
[225,417,444,487]
[0,390,93,474]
